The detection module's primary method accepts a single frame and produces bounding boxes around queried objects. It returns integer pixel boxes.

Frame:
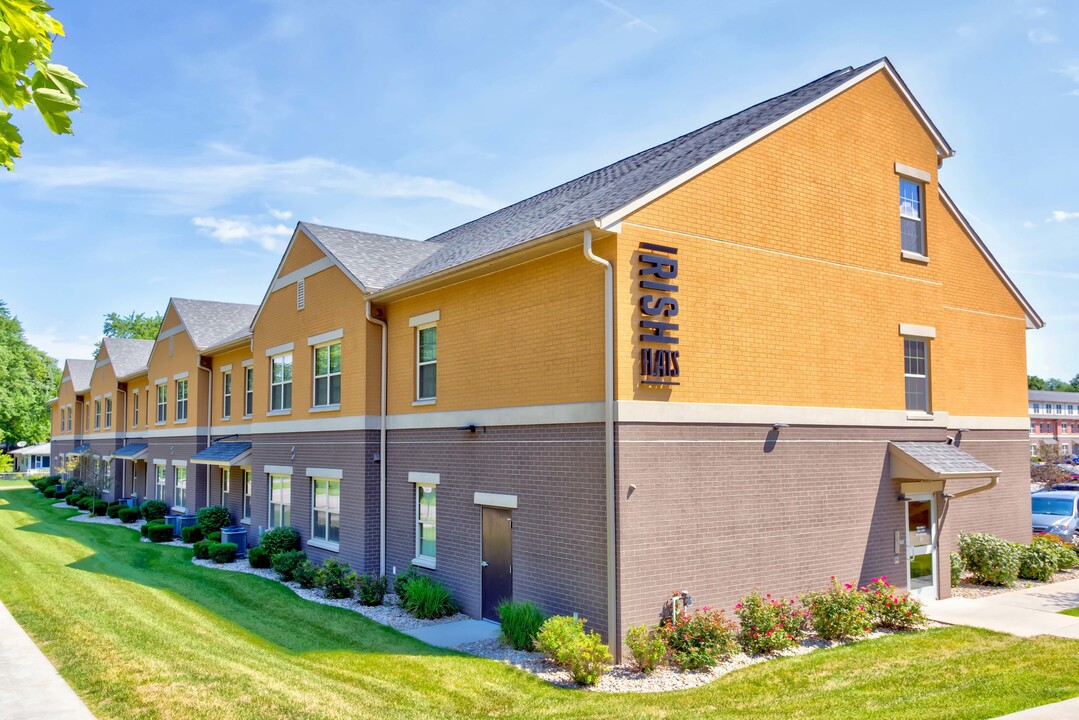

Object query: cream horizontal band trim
[306,467,343,480]
[95,358,111,368]
[265,342,294,357]
[388,402,604,430]
[474,492,517,509]
[899,323,936,338]
[409,310,440,327]
[173,460,187,468]
[80,431,120,441]
[307,328,343,346]
[219,364,232,373]
[895,162,931,183]
[265,465,292,475]
[618,401,946,427]
[409,471,440,485]
[154,377,167,386]
[153,458,166,465]
[157,325,186,342]
[241,358,254,367]
[948,415,1031,431]
[272,256,335,291]
[142,426,210,439]
[173,371,189,380]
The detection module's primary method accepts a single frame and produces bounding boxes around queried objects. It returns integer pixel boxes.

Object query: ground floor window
[269,474,290,528]
[416,484,436,562]
[311,478,340,547]
[242,470,252,522]
[174,466,187,509]
[1064,444,1071,456]
[156,464,166,500]
[222,469,230,508]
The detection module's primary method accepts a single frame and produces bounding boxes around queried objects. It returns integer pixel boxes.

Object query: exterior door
[906,494,938,602]
[481,507,513,622]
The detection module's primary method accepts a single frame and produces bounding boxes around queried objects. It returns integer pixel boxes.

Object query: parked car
[1031,490,1079,542]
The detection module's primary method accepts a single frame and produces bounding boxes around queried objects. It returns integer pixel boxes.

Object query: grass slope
[1,487,1078,719]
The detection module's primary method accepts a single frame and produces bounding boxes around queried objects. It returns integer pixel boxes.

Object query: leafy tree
[0,300,59,445]
[1029,375,1047,390]
[0,0,86,171]
[93,311,163,358]
[0,453,12,474]
[1031,441,1073,489]
[1045,378,1075,392]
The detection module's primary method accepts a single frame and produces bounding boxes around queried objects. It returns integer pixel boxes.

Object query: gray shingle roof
[72,444,91,455]
[299,223,441,291]
[171,298,258,351]
[67,359,95,392]
[190,442,252,465]
[387,59,884,288]
[102,338,154,379]
[112,443,148,459]
[891,442,999,477]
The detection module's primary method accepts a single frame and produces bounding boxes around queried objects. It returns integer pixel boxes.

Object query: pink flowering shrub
[734,590,806,655]
[859,577,926,630]
[801,577,872,641]
[656,607,738,670]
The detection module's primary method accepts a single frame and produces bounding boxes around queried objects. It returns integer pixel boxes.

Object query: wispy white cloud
[192,216,293,252]
[594,0,657,32]
[1048,210,1079,222]
[1058,65,1079,83]
[268,207,293,220]
[1028,28,1057,43]
[1024,220,1035,228]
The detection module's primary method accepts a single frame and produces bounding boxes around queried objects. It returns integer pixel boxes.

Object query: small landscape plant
[625,624,666,673]
[44,487,55,498]
[534,616,612,685]
[801,578,871,641]
[92,500,108,517]
[209,542,238,564]
[140,500,168,522]
[180,525,204,544]
[356,573,388,606]
[258,527,300,557]
[859,577,925,630]
[498,600,546,651]
[293,560,321,589]
[657,607,739,670]
[950,551,965,587]
[207,531,222,543]
[67,494,83,507]
[393,564,420,603]
[566,631,612,685]
[402,575,456,619]
[1017,540,1057,582]
[118,507,140,524]
[271,550,308,582]
[146,522,174,543]
[54,490,69,500]
[196,505,231,535]
[192,539,212,560]
[246,545,271,569]
[735,590,805,655]
[1034,533,1078,571]
[77,497,93,511]
[106,505,121,519]
[959,533,1021,586]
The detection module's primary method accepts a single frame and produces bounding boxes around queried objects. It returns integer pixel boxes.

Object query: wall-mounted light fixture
[457,424,481,434]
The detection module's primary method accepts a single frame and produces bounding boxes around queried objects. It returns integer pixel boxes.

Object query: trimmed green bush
[66,494,83,507]
[657,608,739,669]
[271,550,308,581]
[625,625,666,673]
[54,490,70,500]
[950,551,965,586]
[140,523,151,538]
[92,500,108,517]
[106,505,121,519]
[209,542,237,564]
[193,539,212,560]
[293,560,320,589]
[196,505,231,535]
[140,500,168,522]
[498,600,546,651]
[401,575,456,619]
[43,488,56,498]
[356,573,388,606]
[77,496,94,511]
[247,545,271,569]
[118,507,140,524]
[146,522,174,543]
[207,531,221,543]
[959,533,1021,586]
[1034,534,1078,571]
[393,564,420,603]
[180,525,204,543]
[317,559,357,599]
[534,616,612,685]
[258,527,300,557]
[1018,541,1057,581]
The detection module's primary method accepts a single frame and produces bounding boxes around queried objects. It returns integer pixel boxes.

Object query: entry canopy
[190,441,252,467]
[112,443,149,461]
[889,442,1001,481]
[70,444,91,456]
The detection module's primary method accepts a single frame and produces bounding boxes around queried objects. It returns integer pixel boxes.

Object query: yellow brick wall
[207,346,254,426]
[279,231,325,276]
[55,370,78,436]
[124,372,150,432]
[618,69,1028,417]
[87,346,121,431]
[385,239,607,415]
[146,305,208,428]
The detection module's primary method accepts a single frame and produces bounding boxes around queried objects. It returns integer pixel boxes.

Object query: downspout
[117,387,127,496]
[365,300,388,577]
[198,363,212,511]
[583,229,618,654]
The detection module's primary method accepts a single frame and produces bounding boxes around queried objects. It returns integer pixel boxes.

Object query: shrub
[92,500,108,517]
[859,577,925,630]
[247,545,271,569]
[625,625,666,673]
[77,496,94,511]
[180,525,204,544]
[959,533,1021,586]
[67,494,83,507]
[801,578,871,641]
[146,522,174,543]
[196,505,231,535]
[140,500,168,522]
[950,552,965,586]
[735,590,805,655]
[106,505,121,519]
[209,542,237,564]
[393,564,420,603]
[535,615,587,665]
[402,576,456,619]
[567,631,612,685]
[1034,534,1078,571]
[534,616,612,685]
[207,531,221,543]
[117,507,140,524]
[43,488,56,498]
[193,539,212,560]
[54,490,70,500]
[140,523,151,538]
[657,607,739,669]
[318,559,357,599]
[293,560,320,589]
[356,573,388,606]
[271,550,308,582]
[258,527,300,557]
[1018,541,1057,581]
[498,600,546,651]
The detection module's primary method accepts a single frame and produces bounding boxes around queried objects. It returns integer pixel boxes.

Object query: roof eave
[202,333,253,356]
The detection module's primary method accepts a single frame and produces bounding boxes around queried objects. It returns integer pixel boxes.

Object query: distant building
[1028,390,1079,457]
[11,442,51,474]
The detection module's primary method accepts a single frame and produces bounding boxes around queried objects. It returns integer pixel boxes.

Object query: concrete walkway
[0,599,95,719]
[924,578,1079,639]
[401,618,500,648]
[993,697,1079,718]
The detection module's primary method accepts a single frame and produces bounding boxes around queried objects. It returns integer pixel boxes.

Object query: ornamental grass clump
[859,577,925,630]
[735,590,805,655]
[801,578,871,641]
[402,576,456,619]
[656,607,739,670]
[498,600,546,651]
[625,624,667,673]
[959,533,1020,586]
[534,616,612,686]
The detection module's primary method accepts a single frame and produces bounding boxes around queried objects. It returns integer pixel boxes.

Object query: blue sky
[1,0,1077,378]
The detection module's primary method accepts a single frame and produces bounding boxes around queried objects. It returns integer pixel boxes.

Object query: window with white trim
[1057,404,1064,415]
[94,400,101,430]
[105,397,112,429]
[900,178,925,255]
[156,464,166,500]
[1031,444,1037,457]
[133,391,139,427]
[270,354,293,412]
[903,338,929,413]
[416,325,437,401]
[311,478,340,546]
[59,407,65,434]
[242,470,252,522]
[157,384,167,423]
[1034,403,1042,413]
[416,483,436,562]
[313,343,341,407]
[269,474,290,528]
[174,466,187,509]
[1063,444,1071,455]
[222,469,230,507]
[222,371,232,419]
[244,366,254,417]
[175,379,188,422]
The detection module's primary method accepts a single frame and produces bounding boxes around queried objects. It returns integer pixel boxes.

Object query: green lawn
[0,477,32,489]
[2,488,1079,720]
[1060,607,1079,617]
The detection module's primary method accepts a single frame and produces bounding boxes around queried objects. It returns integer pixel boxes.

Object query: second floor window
[222,371,232,419]
[157,384,167,423]
[133,392,139,427]
[105,397,112,428]
[270,354,292,412]
[176,379,189,422]
[900,178,924,255]
[244,366,254,416]
[417,325,437,401]
[904,338,929,413]
[313,343,341,407]
[94,400,101,429]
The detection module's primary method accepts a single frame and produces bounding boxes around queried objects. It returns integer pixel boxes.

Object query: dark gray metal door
[481,507,512,621]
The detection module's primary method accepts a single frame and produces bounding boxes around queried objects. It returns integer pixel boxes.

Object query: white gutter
[583,229,618,654]
[365,300,389,577]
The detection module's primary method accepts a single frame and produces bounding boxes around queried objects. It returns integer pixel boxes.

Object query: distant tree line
[1029,375,1079,392]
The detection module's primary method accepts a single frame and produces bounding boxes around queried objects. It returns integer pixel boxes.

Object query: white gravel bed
[69,513,145,530]
[52,501,83,509]
[140,536,190,547]
[191,557,468,630]
[952,567,1079,599]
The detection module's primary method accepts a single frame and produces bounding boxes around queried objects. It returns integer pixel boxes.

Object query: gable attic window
[297,279,306,310]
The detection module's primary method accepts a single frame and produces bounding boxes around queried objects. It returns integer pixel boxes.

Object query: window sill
[412,399,436,407]
[266,409,292,417]
[155,422,166,427]
[906,412,935,421]
[310,404,341,414]
[242,415,252,420]
[900,250,929,264]
[221,416,231,422]
[411,556,436,570]
[240,518,251,525]
[307,538,340,552]
[171,506,187,514]
[175,420,188,425]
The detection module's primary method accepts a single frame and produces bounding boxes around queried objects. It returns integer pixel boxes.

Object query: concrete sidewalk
[924,578,1079,639]
[0,599,95,719]
[993,697,1079,718]
[402,618,501,648]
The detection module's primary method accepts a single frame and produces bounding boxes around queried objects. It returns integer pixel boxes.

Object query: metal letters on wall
[638,242,680,385]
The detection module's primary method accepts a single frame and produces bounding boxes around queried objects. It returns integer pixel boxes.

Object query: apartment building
[49,57,1038,653]
[1028,390,1079,458]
